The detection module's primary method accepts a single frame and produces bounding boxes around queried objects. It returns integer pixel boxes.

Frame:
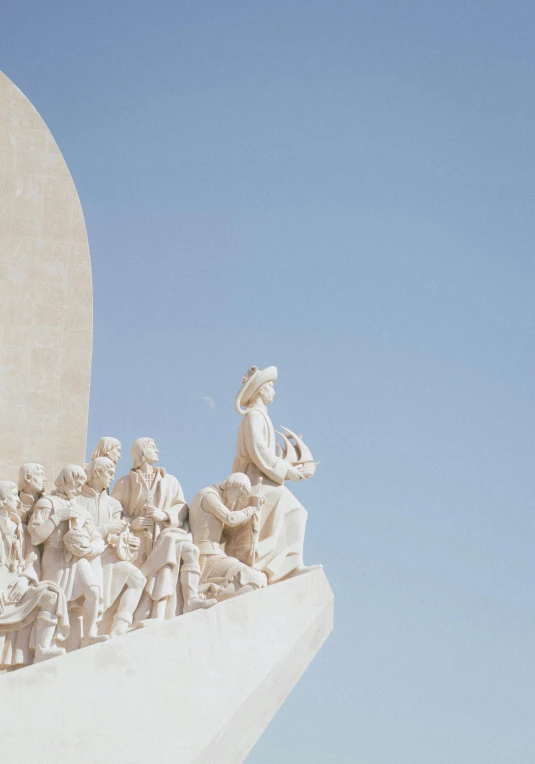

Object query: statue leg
[132,589,153,625]
[66,604,83,652]
[81,585,109,647]
[110,569,147,637]
[34,591,65,663]
[181,545,217,614]
[151,598,167,620]
[211,562,267,602]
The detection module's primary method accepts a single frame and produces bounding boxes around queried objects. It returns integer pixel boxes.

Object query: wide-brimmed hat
[234,365,278,414]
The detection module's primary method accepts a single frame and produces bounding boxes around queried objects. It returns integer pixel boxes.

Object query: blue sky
[3,2,535,761]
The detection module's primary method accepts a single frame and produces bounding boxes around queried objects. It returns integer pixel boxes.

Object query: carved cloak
[229,405,307,583]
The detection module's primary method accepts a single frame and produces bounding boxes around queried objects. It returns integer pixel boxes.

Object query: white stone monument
[0,73,333,764]
[0,71,92,483]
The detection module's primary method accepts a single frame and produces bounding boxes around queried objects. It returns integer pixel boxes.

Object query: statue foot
[81,633,110,648]
[110,621,130,638]
[282,564,323,581]
[34,645,66,663]
[183,597,217,614]
[134,618,161,629]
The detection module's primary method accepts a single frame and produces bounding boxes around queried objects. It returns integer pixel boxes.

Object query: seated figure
[77,457,146,637]
[0,482,69,668]
[28,465,108,649]
[112,438,216,622]
[189,473,267,600]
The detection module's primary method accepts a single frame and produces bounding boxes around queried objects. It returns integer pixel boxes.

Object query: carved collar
[131,467,167,479]
[81,485,105,499]
[19,490,37,508]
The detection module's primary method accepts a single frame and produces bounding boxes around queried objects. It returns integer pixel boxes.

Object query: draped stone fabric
[230,406,307,582]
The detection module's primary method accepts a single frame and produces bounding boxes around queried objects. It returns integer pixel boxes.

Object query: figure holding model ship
[227,366,321,583]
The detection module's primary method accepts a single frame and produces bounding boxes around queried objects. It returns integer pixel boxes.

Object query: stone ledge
[0,567,334,764]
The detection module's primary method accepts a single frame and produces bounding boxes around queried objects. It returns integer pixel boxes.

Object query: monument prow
[0,568,333,764]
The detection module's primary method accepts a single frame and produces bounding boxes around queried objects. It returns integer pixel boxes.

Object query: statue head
[256,380,276,405]
[0,481,21,514]
[131,438,159,469]
[234,366,278,414]
[54,465,87,499]
[219,472,251,509]
[85,457,116,491]
[18,462,46,495]
[90,437,122,465]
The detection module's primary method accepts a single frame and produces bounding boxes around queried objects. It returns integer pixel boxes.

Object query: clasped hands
[103,520,141,551]
[55,503,83,523]
[130,503,167,531]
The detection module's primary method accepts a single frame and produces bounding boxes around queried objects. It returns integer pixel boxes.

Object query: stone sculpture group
[0,365,320,670]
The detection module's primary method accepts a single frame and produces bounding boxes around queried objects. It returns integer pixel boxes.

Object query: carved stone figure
[17,463,46,524]
[28,465,108,648]
[229,366,320,583]
[77,457,146,637]
[0,482,69,668]
[112,438,216,621]
[189,473,267,600]
[90,437,122,465]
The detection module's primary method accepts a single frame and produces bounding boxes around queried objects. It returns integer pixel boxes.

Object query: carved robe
[112,468,192,617]
[0,513,69,668]
[28,494,103,603]
[112,468,188,563]
[77,486,144,613]
[17,490,42,577]
[229,404,307,583]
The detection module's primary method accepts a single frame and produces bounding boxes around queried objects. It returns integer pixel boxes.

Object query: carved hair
[0,481,18,504]
[54,464,87,488]
[219,473,251,494]
[91,437,121,461]
[131,438,155,469]
[17,462,44,492]
[85,457,115,483]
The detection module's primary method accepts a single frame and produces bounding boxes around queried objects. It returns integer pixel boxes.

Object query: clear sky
[3,2,534,761]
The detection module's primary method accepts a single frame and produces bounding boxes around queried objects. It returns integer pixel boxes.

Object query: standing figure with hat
[228,365,321,584]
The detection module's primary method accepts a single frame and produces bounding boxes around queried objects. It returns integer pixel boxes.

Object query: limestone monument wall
[0,72,92,482]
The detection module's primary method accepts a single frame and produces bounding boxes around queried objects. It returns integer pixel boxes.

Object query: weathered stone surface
[0,567,333,764]
[0,72,92,482]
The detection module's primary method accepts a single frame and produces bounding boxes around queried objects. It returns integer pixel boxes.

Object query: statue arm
[200,493,253,527]
[111,477,131,517]
[96,498,125,539]
[162,478,186,527]
[243,410,288,485]
[88,536,106,558]
[111,501,123,521]
[28,499,59,546]
[21,528,40,583]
